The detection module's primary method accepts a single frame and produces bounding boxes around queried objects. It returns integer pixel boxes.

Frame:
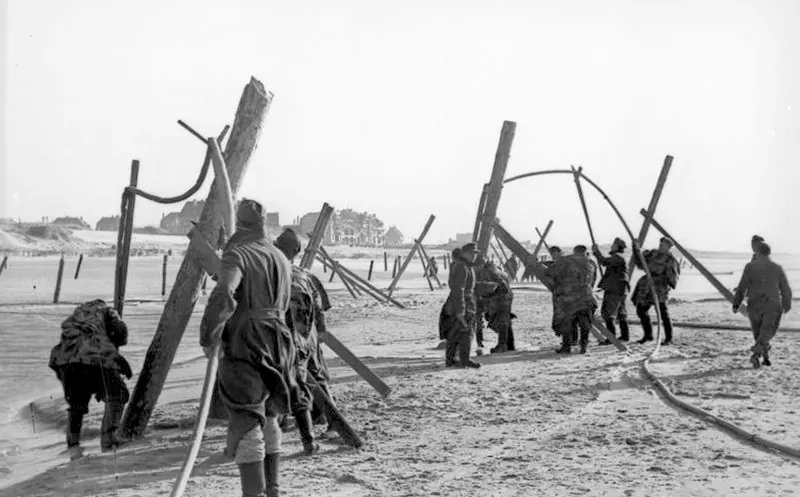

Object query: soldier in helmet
[440,242,482,368]
[631,237,680,345]
[592,237,631,343]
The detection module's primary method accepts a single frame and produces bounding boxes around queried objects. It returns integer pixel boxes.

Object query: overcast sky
[1,0,798,251]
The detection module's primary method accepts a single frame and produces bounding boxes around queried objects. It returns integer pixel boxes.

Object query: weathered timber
[299,203,334,270]
[53,254,65,304]
[387,215,435,296]
[319,330,391,397]
[74,254,84,280]
[161,255,168,296]
[475,121,515,254]
[114,160,140,316]
[472,183,489,242]
[317,247,405,309]
[121,77,272,439]
[417,243,442,288]
[628,156,673,278]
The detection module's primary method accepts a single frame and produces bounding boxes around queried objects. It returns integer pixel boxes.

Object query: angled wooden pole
[114,160,140,317]
[476,121,515,253]
[571,165,604,279]
[415,245,434,291]
[122,77,272,439]
[417,243,442,288]
[535,227,551,254]
[628,156,673,278]
[387,215,435,296]
[74,254,84,280]
[317,247,405,309]
[472,183,489,242]
[367,260,374,281]
[0,255,7,279]
[531,220,554,261]
[53,254,65,304]
[299,203,334,270]
[640,210,748,317]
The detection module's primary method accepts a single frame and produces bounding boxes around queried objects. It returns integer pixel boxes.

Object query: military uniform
[733,252,792,367]
[592,240,630,341]
[200,200,294,497]
[476,261,516,353]
[441,244,480,368]
[632,242,680,344]
[49,299,131,459]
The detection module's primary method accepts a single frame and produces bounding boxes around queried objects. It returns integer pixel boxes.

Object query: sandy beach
[1,267,799,496]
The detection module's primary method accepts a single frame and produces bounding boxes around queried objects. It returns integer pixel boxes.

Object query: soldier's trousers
[636,302,672,341]
[556,311,593,349]
[748,303,782,357]
[445,314,474,366]
[601,293,629,339]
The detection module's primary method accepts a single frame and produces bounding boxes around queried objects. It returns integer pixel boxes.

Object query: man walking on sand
[631,237,680,345]
[200,199,296,497]
[733,242,792,368]
[441,242,482,368]
[592,237,631,343]
[49,299,132,460]
[274,228,336,456]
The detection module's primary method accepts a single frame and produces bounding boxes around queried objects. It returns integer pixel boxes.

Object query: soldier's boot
[618,319,630,341]
[555,333,571,354]
[506,323,516,351]
[762,350,772,366]
[263,452,280,497]
[750,353,761,369]
[491,325,508,353]
[445,339,459,367]
[458,334,480,369]
[637,316,653,344]
[101,402,126,452]
[238,461,266,497]
[294,410,319,455]
[66,408,85,461]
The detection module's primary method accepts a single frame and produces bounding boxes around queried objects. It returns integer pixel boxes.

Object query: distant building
[384,226,404,247]
[160,200,205,235]
[96,215,121,232]
[454,232,473,244]
[52,216,91,230]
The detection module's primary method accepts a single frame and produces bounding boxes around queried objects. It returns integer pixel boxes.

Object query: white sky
[1,0,798,251]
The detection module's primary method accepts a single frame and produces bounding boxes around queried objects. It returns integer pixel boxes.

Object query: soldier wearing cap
[751,235,765,261]
[631,236,680,345]
[440,242,481,368]
[592,237,631,343]
[274,228,334,456]
[733,242,792,368]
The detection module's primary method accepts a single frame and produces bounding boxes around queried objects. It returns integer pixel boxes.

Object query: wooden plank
[299,203,334,270]
[319,331,391,397]
[417,243,442,288]
[628,156,673,278]
[309,379,363,448]
[640,210,749,317]
[571,166,604,280]
[121,77,273,439]
[114,160,140,317]
[535,227,551,254]
[476,121,516,253]
[416,245,434,291]
[74,254,84,280]
[591,317,628,352]
[53,254,65,304]
[531,220,553,261]
[317,247,406,309]
[387,215,435,296]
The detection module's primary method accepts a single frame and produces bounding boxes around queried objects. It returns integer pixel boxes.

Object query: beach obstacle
[0,255,8,279]
[53,254,65,304]
[386,214,436,296]
[628,156,673,279]
[121,77,270,441]
[161,254,168,296]
[74,254,84,280]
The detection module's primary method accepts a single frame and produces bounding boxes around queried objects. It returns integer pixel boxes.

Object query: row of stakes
[0,251,456,305]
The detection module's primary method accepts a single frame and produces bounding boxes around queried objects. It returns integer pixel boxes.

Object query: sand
[1,285,799,497]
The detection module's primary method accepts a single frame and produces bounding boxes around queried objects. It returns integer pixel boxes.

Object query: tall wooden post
[383,252,388,272]
[628,156,673,277]
[367,260,374,281]
[475,121,515,254]
[299,203,334,270]
[74,254,84,280]
[387,215,435,296]
[53,254,65,304]
[472,183,489,242]
[114,160,140,317]
[391,257,398,278]
[161,254,168,296]
[121,78,272,439]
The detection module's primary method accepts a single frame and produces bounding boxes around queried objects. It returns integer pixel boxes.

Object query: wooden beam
[417,243,442,288]
[387,215,435,296]
[492,221,533,264]
[571,166,604,280]
[121,77,273,439]
[591,317,628,352]
[415,244,434,291]
[640,210,748,317]
[299,203,334,270]
[114,160,140,317]
[628,156,673,278]
[317,247,405,309]
[535,227,551,254]
[319,332,391,397]
[476,121,516,253]
[472,183,489,242]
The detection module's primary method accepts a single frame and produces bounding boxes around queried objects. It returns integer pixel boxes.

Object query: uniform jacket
[733,256,792,312]
[632,248,680,305]
[592,248,629,295]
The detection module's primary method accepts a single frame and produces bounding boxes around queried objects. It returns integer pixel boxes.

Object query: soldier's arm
[105,307,129,348]
[732,264,750,308]
[778,265,792,313]
[591,246,611,267]
[199,250,244,348]
[451,265,467,317]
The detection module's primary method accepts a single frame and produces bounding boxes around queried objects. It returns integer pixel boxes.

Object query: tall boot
[636,308,653,344]
[445,338,459,367]
[66,408,84,460]
[618,318,630,341]
[457,333,480,368]
[238,461,266,497]
[101,402,126,452]
[506,322,516,351]
[263,453,280,497]
[294,409,319,455]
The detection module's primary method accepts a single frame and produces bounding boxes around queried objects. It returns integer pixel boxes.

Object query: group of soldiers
[49,199,335,497]
[440,233,793,372]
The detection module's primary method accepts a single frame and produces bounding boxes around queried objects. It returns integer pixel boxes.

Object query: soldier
[733,242,792,368]
[631,237,680,345]
[200,199,295,497]
[274,228,334,455]
[49,299,132,460]
[531,246,597,354]
[592,237,631,343]
[750,235,765,261]
[476,259,516,353]
[440,242,482,368]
